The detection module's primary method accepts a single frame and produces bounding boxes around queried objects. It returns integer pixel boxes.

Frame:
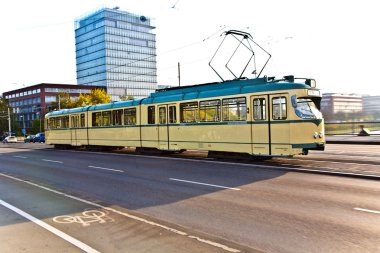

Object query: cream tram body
[45,77,325,157]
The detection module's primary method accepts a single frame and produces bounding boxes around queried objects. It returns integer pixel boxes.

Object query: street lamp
[36,111,42,133]
[20,115,25,137]
[33,105,43,133]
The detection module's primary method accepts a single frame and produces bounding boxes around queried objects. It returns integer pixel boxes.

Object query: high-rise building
[363,95,380,118]
[75,7,157,101]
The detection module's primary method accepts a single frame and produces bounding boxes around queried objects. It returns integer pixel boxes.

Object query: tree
[51,92,76,110]
[50,89,111,110]
[31,118,44,134]
[74,88,111,107]
[119,95,134,101]
[0,96,11,135]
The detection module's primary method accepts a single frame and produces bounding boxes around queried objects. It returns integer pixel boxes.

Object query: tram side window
[48,118,55,129]
[159,107,167,124]
[272,97,287,120]
[56,117,62,129]
[92,112,102,126]
[124,108,136,125]
[62,116,69,128]
[80,114,85,128]
[71,116,78,128]
[199,100,220,122]
[148,106,155,124]
[169,106,177,124]
[113,110,122,126]
[253,98,266,120]
[222,97,247,121]
[102,111,111,126]
[180,102,198,123]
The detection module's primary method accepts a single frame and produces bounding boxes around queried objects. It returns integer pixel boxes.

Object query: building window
[45,96,57,103]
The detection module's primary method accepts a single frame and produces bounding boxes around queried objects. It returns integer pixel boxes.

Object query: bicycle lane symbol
[53,209,115,227]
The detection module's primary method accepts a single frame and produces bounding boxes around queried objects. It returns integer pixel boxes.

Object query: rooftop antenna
[209,30,271,82]
[171,0,180,9]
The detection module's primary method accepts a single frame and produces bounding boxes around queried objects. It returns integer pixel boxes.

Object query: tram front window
[292,96,322,119]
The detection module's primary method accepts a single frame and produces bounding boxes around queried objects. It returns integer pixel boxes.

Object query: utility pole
[8,107,11,135]
[58,94,61,110]
[178,62,181,87]
[21,115,25,137]
[37,111,42,133]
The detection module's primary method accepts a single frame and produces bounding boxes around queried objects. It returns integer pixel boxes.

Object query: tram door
[158,104,177,150]
[70,115,79,146]
[158,105,169,150]
[269,94,290,155]
[251,96,270,155]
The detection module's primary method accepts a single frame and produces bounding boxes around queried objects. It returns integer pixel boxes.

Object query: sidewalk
[326,135,380,145]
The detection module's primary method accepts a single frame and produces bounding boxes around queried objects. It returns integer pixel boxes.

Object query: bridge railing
[325,121,380,135]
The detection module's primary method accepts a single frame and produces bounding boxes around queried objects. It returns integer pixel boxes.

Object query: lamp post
[20,115,25,137]
[8,107,11,135]
[36,111,42,133]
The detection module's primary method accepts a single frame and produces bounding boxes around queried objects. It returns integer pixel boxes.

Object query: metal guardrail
[325,121,380,135]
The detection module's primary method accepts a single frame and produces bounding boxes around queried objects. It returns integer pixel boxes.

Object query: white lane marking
[0,173,240,253]
[42,159,63,164]
[13,155,27,159]
[0,199,101,253]
[52,150,380,179]
[88,165,123,173]
[170,178,241,191]
[46,149,380,178]
[354,207,380,215]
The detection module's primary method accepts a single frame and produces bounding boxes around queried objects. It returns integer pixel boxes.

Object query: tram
[45,31,325,157]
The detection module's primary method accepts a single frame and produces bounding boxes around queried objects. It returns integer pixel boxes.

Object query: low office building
[3,83,104,131]
[321,93,363,116]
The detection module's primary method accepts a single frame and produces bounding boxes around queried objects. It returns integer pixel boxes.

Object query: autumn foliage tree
[75,88,111,107]
[51,89,111,110]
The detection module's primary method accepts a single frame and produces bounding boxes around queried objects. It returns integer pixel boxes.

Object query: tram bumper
[293,142,325,155]
[302,142,325,155]
[309,142,325,150]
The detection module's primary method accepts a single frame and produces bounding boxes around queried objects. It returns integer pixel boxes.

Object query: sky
[1,0,379,96]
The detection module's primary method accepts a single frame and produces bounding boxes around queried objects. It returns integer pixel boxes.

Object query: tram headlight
[318,132,323,138]
[313,132,318,139]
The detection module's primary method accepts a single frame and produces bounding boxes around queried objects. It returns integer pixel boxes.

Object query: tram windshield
[292,96,322,119]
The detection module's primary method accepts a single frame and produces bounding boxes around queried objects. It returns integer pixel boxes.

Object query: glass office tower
[75,7,157,100]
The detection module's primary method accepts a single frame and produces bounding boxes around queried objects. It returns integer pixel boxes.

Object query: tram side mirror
[291,95,297,108]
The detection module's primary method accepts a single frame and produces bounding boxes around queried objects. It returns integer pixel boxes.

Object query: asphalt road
[1,144,380,253]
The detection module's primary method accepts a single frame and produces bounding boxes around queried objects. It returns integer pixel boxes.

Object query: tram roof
[45,99,143,116]
[46,76,315,116]
[142,76,312,104]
